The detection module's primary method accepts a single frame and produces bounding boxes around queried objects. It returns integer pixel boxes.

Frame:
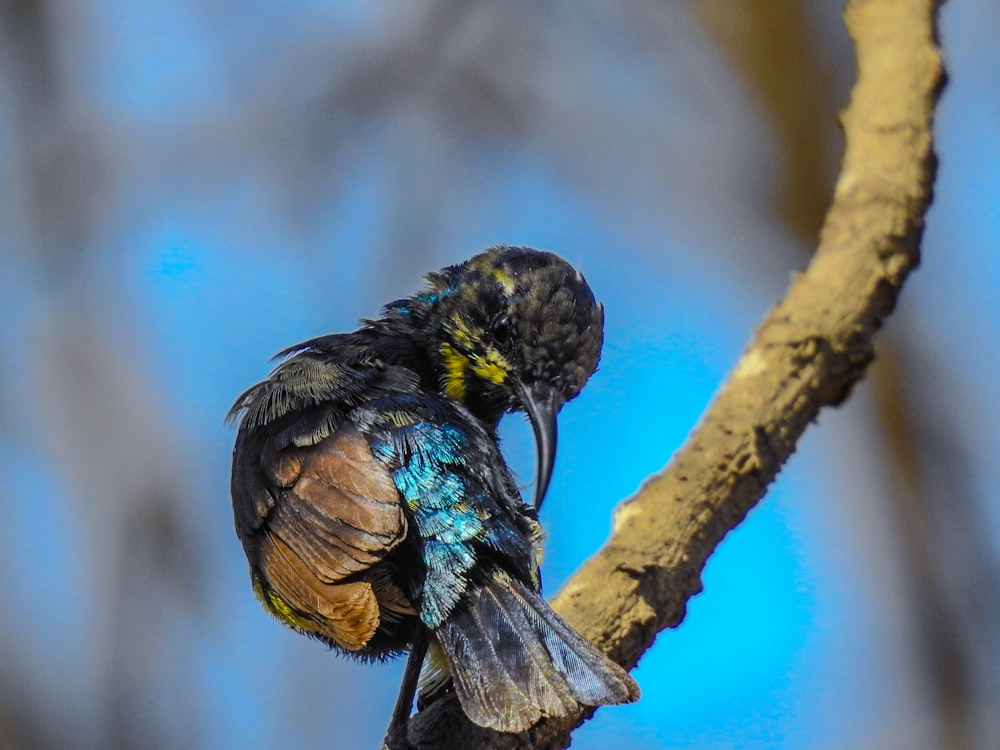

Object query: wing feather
[238,423,408,651]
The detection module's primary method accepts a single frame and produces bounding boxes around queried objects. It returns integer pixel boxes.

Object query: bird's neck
[377,297,508,429]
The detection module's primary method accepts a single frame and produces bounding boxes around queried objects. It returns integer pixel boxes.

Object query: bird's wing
[228,342,419,540]
[238,423,409,651]
[264,423,406,580]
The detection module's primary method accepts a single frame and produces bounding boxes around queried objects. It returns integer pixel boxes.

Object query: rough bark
[403,1,945,747]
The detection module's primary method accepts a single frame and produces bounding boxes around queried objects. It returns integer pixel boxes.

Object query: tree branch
[404,1,945,747]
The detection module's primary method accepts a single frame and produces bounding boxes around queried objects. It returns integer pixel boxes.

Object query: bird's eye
[493,315,512,345]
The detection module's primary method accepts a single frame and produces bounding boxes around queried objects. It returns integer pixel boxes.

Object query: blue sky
[1,3,998,749]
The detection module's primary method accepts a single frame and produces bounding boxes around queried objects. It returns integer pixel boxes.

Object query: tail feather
[504,580,635,707]
[428,575,639,732]
[470,581,579,723]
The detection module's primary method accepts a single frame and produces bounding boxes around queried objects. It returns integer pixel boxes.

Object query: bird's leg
[382,627,429,750]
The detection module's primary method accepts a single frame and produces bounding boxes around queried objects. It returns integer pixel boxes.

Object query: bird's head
[417,246,604,509]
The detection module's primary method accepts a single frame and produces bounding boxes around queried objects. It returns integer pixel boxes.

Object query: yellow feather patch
[440,343,468,400]
[491,268,516,293]
[449,318,475,349]
[468,255,516,293]
[470,351,509,385]
[255,576,317,634]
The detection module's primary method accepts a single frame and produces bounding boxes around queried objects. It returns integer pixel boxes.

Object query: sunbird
[228,246,638,744]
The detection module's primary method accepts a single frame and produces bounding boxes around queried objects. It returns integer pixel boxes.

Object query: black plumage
[228,246,638,740]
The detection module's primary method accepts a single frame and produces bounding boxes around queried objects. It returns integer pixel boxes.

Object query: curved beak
[513,380,564,510]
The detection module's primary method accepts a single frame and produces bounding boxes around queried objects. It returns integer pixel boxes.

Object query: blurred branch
[686,0,842,240]
[870,341,1000,749]
[404,0,945,747]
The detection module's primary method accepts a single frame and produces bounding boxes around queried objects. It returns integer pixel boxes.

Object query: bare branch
[403,0,945,747]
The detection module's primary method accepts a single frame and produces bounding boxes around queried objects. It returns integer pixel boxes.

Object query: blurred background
[2,1,999,748]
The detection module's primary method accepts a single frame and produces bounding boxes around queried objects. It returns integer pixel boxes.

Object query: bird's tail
[419,573,639,732]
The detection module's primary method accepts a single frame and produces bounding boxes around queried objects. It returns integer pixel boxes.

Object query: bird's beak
[513,380,564,510]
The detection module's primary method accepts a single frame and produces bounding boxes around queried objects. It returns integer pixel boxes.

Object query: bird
[227,246,639,744]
